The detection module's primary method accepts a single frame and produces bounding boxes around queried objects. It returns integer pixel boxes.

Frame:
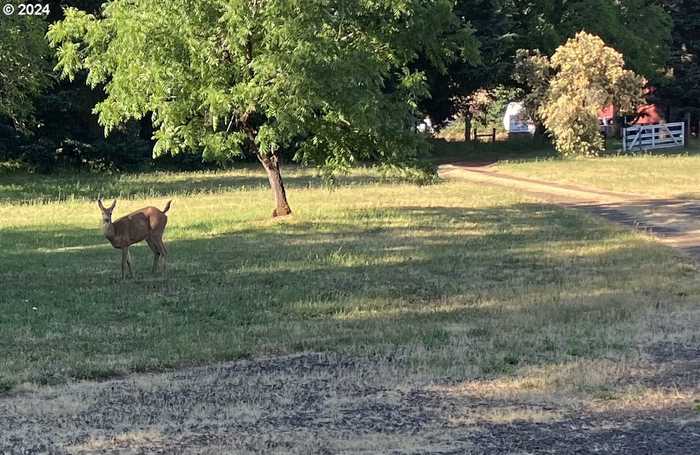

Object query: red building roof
[634,104,664,125]
[598,103,664,125]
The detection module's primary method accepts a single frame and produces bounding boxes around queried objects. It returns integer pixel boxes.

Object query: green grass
[473,137,700,199]
[0,166,698,391]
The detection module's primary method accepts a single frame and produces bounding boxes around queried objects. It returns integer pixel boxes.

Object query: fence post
[473,128,477,142]
[491,128,496,143]
[623,126,627,152]
[685,112,691,147]
[464,113,471,142]
[601,131,607,150]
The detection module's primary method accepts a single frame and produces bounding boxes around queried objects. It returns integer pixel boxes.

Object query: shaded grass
[427,137,556,165]
[0,165,386,205]
[0,168,698,391]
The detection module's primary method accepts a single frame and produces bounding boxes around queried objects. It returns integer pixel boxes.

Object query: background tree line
[0,0,697,173]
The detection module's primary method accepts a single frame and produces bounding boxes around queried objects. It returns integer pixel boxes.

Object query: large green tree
[655,0,700,115]
[48,0,475,216]
[505,0,671,80]
[0,11,52,129]
[417,0,512,130]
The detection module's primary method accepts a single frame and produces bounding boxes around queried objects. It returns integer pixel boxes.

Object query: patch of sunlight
[333,299,487,321]
[589,387,696,413]
[70,429,164,451]
[36,244,108,253]
[430,358,651,407]
[448,406,563,426]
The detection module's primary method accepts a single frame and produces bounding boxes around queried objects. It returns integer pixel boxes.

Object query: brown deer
[97,197,171,279]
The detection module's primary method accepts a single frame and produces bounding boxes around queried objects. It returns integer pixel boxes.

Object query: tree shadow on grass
[0,203,694,386]
[0,165,385,204]
[428,138,558,165]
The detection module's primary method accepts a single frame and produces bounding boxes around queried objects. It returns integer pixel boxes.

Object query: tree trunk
[534,121,546,138]
[258,152,292,217]
[464,112,472,142]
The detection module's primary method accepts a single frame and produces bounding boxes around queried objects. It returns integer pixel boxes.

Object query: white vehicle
[416,116,434,134]
[503,102,535,134]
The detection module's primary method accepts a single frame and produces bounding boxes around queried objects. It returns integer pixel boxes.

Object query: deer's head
[97,197,117,224]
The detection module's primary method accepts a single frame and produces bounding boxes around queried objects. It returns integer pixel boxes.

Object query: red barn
[599,87,665,126]
[598,103,665,126]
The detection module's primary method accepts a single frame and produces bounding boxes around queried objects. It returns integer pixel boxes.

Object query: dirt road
[439,163,700,261]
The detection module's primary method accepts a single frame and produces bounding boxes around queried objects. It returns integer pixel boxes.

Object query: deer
[97,197,171,279]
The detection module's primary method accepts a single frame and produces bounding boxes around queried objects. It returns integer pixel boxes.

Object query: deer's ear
[108,200,117,210]
[97,198,105,211]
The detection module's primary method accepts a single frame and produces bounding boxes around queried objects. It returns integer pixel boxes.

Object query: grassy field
[492,139,700,199]
[0,165,698,401]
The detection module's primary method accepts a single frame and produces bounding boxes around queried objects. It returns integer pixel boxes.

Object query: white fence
[622,122,685,152]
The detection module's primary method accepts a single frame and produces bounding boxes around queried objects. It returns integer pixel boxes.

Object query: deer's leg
[122,247,133,278]
[146,238,160,273]
[155,236,167,273]
[121,248,128,279]
[126,249,133,278]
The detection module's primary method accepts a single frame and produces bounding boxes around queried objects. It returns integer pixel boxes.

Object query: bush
[540,33,646,157]
[17,135,152,173]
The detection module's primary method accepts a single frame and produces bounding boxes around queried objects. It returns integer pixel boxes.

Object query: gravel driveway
[1,351,698,454]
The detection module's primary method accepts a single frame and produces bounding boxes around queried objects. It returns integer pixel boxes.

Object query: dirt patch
[1,352,698,454]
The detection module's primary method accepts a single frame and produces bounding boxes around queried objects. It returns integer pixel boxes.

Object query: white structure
[416,116,434,134]
[503,102,535,134]
[623,122,685,151]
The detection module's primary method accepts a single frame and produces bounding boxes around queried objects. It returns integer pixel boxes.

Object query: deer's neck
[101,221,116,240]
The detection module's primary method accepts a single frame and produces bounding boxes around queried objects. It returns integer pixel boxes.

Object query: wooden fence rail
[472,128,496,143]
[623,122,685,152]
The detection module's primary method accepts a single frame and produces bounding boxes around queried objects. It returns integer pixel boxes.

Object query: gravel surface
[1,351,698,454]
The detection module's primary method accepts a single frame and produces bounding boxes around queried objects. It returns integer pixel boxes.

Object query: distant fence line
[622,122,685,152]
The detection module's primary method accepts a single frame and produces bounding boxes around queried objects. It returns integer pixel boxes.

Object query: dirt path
[439,163,700,260]
[1,352,698,454]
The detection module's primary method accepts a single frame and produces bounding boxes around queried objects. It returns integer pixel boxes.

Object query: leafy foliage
[0,9,52,129]
[513,49,552,131]
[48,0,475,175]
[536,32,646,157]
[505,0,671,80]
[422,0,670,132]
[655,1,700,115]
[417,0,509,127]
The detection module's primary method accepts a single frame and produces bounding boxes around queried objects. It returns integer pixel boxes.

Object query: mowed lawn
[0,166,698,396]
[497,153,700,199]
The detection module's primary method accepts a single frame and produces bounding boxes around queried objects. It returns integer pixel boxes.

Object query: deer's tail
[163,200,172,213]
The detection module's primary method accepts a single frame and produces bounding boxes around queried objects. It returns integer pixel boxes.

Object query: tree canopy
[0,0,694,174]
[48,0,477,214]
[655,0,700,114]
[505,0,671,80]
[0,13,52,129]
